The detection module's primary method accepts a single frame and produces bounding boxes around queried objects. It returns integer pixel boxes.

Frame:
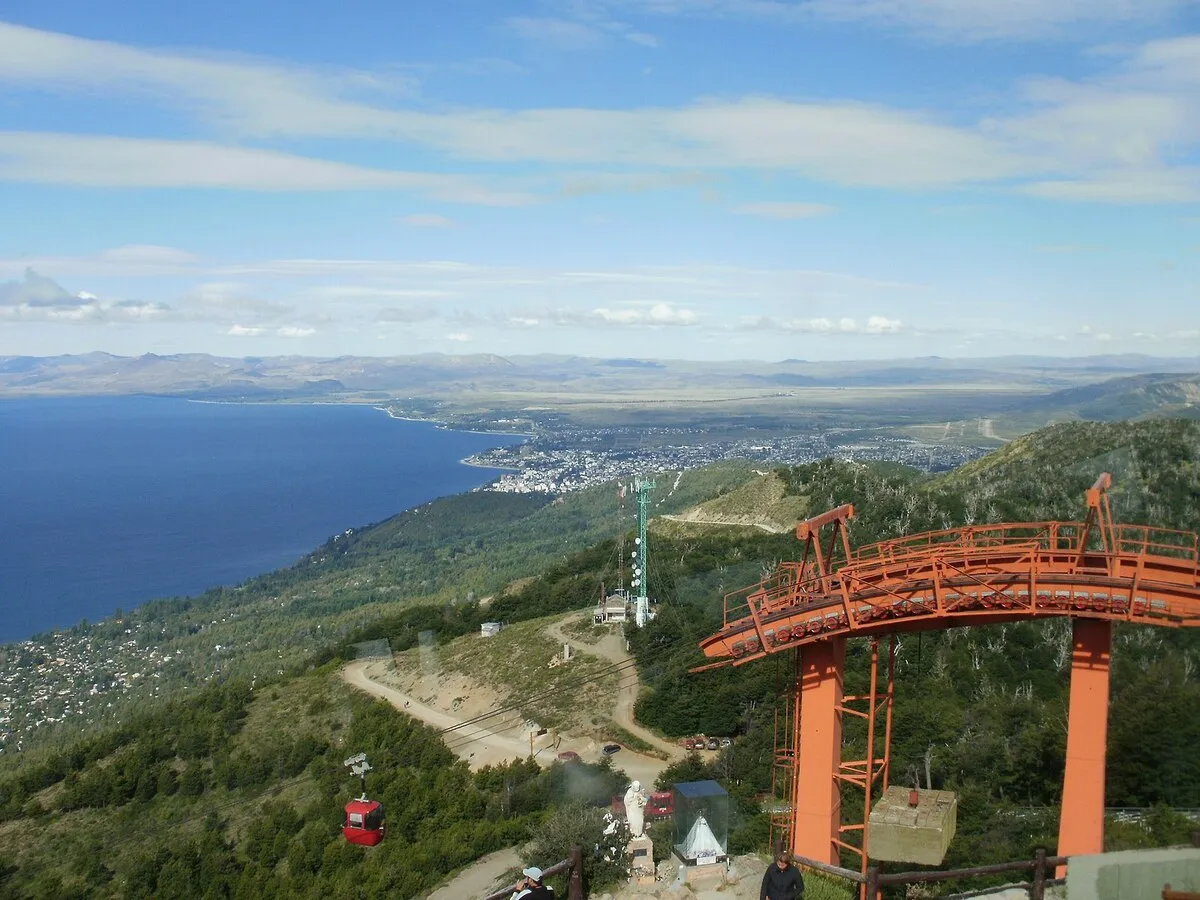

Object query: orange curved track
[694,474,1200,889]
[698,482,1200,666]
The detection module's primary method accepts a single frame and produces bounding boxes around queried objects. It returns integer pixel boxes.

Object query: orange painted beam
[792,638,845,867]
[1057,618,1113,873]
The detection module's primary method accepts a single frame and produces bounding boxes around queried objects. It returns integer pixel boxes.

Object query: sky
[0,1,1199,362]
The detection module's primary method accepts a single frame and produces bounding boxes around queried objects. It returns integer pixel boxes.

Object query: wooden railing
[793,848,1066,900]
[481,845,584,900]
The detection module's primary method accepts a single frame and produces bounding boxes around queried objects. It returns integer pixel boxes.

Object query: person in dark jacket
[510,865,555,899]
[760,850,804,900]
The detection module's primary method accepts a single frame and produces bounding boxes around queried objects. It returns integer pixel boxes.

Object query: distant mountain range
[3,351,1198,400]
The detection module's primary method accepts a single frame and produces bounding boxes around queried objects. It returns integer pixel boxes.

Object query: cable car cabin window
[348,812,364,827]
[364,805,384,829]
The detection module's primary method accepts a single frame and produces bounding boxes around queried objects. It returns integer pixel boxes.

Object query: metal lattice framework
[695,474,1200,887]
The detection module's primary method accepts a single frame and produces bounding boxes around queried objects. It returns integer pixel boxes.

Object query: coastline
[459,455,520,473]
[0,397,528,645]
[374,404,535,439]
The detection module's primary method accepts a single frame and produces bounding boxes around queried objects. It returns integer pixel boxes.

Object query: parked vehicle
[720,737,732,748]
[707,738,719,750]
[612,790,675,819]
[602,743,621,755]
[557,750,580,762]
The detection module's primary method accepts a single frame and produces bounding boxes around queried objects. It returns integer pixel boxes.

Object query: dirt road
[543,614,684,763]
[427,847,521,900]
[343,659,530,770]
[660,513,787,533]
[342,640,675,786]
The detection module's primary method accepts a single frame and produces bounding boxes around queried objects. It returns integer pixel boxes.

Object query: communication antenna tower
[631,476,656,627]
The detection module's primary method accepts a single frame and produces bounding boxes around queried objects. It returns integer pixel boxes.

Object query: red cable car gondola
[342,752,385,846]
[343,796,386,846]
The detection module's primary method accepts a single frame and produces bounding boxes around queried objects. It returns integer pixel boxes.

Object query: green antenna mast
[632,476,656,627]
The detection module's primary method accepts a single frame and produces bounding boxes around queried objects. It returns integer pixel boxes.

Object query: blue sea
[0,397,525,643]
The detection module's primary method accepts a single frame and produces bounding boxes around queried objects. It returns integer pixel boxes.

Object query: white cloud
[0,21,417,138]
[228,324,265,336]
[446,332,472,342]
[555,170,714,197]
[0,132,538,202]
[733,201,835,219]
[1022,169,1200,203]
[311,286,454,301]
[277,325,316,337]
[0,24,1023,191]
[586,302,699,326]
[0,271,180,323]
[379,99,1027,189]
[0,245,202,279]
[746,314,904,334]
[8,21,1200,204]
[504,6,659,50]
[109,300,172,320]
[400,213,457,228]
[376,307,440,323]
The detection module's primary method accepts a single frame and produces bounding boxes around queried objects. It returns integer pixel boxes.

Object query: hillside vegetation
[1,420,1199,897]
[0,463,757,749]
[1014,372,1200,423]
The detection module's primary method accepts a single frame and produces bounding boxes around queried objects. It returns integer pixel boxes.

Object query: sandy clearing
[343,659,530,770]
[341,613,679,786]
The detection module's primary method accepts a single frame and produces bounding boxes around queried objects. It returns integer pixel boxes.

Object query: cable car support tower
[693,473,1200,889]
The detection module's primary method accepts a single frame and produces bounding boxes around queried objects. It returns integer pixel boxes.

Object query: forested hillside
[628,420,1200,869]
[1,420,1198,897]
[0,667,627,898]
[0,463,757,750]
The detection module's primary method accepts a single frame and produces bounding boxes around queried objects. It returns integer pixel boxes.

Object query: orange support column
[791,637,845,866]
[1057,618,1113,873]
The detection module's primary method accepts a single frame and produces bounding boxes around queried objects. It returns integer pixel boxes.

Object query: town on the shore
[468,426,985,494]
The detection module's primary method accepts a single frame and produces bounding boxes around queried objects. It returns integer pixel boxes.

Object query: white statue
[623,780,649,838]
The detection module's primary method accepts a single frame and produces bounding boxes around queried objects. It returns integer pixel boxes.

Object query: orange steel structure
[695,474,1200,885]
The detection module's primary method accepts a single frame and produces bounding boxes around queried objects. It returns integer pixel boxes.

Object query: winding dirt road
[542,614,683,762]
[343,659,531,769]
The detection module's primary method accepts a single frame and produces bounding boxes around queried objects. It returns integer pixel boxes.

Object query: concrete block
[867,786,957,866]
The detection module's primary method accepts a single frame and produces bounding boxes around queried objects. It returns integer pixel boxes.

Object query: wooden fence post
[568,845,585,900]
[1032,847,1046,900]
[864,865,879,900]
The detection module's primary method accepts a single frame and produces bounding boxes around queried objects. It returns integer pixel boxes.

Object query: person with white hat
[510,865,555,899]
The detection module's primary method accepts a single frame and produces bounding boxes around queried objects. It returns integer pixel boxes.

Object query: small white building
[594,588,631,624]
[480,622,503,637]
